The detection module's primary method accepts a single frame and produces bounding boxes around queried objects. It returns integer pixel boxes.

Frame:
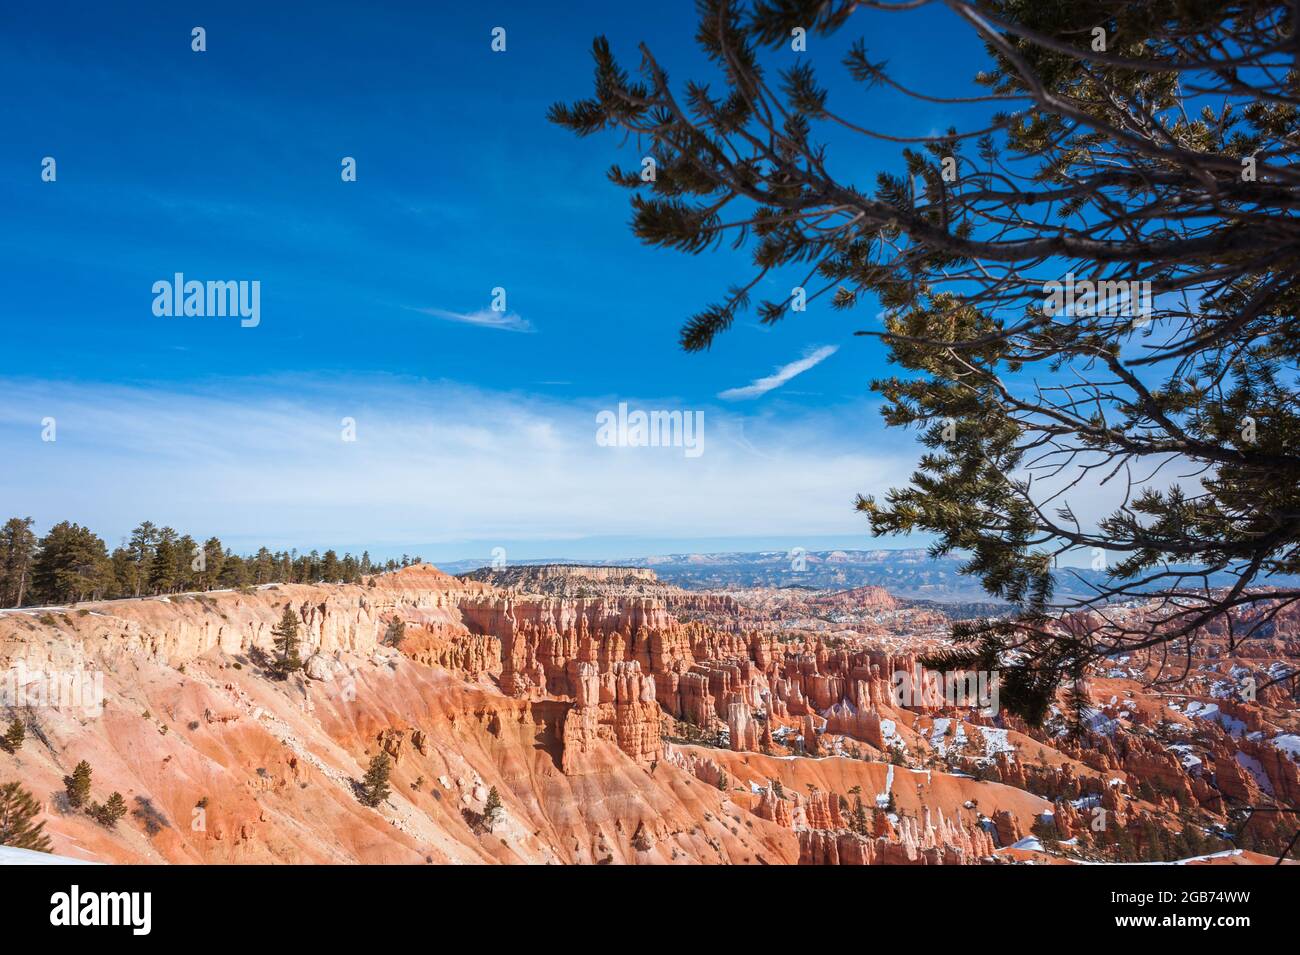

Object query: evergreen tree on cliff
[272,605,304,678]
[360,752,392,808]
[0,517,37,608]
[481,785,503,832]
[0,781,52,852]
[200,537,226,589]
[127,521,159,596]
[63,759,92,809]
[220,553,250,589]
[550,0,1300,723]
[90,791,127,829]
[30,522,113,604]
[1,718,24,754]
[174,534,200,591]
[147,527,179,595]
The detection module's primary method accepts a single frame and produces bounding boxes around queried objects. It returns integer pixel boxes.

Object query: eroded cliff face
[445,577,1300,864]
[0,568,795,864]
[561,662,662,774]
[3,564,1296,865]
[0,566,492,674]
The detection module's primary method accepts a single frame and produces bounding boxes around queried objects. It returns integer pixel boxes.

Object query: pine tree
[1181,823,1206,858]
[481,785,503,832]
[198,537,225,589]
[321,550,341,583]
[90,791,127,829]
[853,796,868,835]
[219,553,249,588]
[127,521,159,596]
[1143,821,1168,862]
[250,547,272,585]
[0,781,52,852]
[148,529,178,594]
[1032,815,1060,849]
[173,534,199,591]
[63,759,92,809]
[0,517,37,608]
[1074,828,1092,854]
[1114,824,1136,862]
[2,718,24,754]
[384,618,406,648]
[552,1,1300,721]
[272,605,303,677]
[30,522,113,604]
[359,752,392,807]
[110,547,139,600]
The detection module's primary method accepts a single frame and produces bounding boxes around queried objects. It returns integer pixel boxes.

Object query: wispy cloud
[718,345,839,400]
[408,306,533,333]
[0,375,911,554]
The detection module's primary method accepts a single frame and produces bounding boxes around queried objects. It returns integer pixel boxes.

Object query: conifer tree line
[0,516,424,608]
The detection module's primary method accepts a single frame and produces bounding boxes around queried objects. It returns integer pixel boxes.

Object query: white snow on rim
[0,845,101,865]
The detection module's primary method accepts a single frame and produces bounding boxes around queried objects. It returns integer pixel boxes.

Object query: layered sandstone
[3,562,1296,865]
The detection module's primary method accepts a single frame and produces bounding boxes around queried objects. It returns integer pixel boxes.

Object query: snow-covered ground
[1234,751,1274,795]
[0,845,101,865]
[1165,743,1203,769]
[929,717,967,755]
[1183,700,1247,737]
[1273,734,1300,759]
[981,727,1015,757]
[1081,706,1120,738]
[876,764,895,808]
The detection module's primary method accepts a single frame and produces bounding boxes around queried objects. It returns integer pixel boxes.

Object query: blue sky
[0,1,1004,562]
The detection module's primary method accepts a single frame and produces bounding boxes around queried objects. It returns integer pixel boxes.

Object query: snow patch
[1272,735,1300,760]
[0,846,100,866]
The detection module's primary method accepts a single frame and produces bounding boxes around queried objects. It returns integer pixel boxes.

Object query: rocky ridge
[1,564,1295,864]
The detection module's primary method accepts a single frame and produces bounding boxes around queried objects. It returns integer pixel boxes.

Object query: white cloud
[718,345,838,400]
[0,376,912,556]
[408,306,533,333]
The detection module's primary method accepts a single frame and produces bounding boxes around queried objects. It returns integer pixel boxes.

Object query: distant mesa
[462,563,658,584]
[460,564,662,597]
